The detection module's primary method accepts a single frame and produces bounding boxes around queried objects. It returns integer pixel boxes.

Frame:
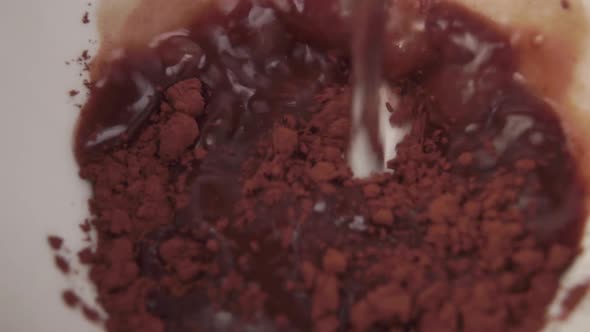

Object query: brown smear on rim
[89,0,212,79]
[456,0,590,209]
[456,0,587,101]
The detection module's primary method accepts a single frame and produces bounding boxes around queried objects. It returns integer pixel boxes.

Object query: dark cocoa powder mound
[67,1,588,332]
[73,78,584,332]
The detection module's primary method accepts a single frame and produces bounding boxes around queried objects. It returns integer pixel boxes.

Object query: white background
[0,0,101,331]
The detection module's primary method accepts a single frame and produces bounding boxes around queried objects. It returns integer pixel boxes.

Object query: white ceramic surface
[0,1,588,331]
[0,1,101,331]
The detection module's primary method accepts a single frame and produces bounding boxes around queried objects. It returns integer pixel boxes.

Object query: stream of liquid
[348,0,388,177]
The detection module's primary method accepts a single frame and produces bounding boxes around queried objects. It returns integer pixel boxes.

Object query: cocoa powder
[70,77,584,332]
[63,1,588,332]
[48,235,64,250]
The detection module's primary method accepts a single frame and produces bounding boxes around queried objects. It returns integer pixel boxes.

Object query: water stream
[348,0,389,177]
